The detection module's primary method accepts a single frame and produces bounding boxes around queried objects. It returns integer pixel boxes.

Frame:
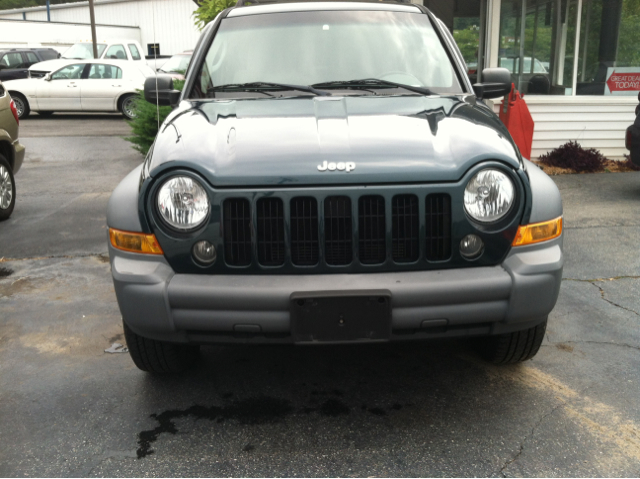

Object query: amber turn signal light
[109,228,164,255]
[512,217,563,247]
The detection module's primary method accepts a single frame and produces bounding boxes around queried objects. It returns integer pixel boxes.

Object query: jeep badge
[317,161,356,172]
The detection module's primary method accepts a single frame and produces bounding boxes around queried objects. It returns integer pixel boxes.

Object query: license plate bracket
[290,290,392,343]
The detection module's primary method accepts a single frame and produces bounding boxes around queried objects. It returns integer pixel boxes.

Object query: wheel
[9,92,30,119]
[123,320,200,373]
[475,318,547,364]
[119,94,138,120]
[38,111,54,117]
[0,154,16,221]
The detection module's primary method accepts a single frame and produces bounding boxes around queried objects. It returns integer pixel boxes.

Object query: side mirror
[144,75,181,107]
[472,68,512,100]
[44,73,52,81]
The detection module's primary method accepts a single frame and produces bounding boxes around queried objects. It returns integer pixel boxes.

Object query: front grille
[425,194,452,261]
[256,198,285,266]
[392,195,419,263]
[290,197,319,266]
[220,192,453,268]
[324,196,352,265]
[223,198,252,266]
[358,195,386,264]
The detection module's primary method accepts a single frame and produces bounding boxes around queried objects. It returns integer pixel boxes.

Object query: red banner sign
[606,71,640,92]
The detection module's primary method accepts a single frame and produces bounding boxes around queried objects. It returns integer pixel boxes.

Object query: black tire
[123,320,199,373]
[118,94,138,120]
[9,92,30,119]
[476,318,547,364]
[38,111,54,117]
[0,154,16,221]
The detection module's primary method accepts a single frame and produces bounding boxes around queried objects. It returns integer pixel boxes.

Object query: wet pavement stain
[136,396,293,458]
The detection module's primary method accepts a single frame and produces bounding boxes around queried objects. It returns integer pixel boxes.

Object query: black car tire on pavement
[123,320,200,373]
[0,154,16,221]
[9,92,29,119]
[475,318,547,364]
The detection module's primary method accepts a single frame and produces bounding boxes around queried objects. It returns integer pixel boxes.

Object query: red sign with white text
[605,68,640,95]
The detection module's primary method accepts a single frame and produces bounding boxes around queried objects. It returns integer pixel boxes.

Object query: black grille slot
[257,198,285,266]
[290,197,319,266]
[358,195,386,264]
[223,198,252,266]
[392,195,419,263]
[425,194,452,261]
[324,196,352,265]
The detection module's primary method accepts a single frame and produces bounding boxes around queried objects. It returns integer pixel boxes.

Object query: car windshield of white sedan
[195,10,463,98]
[63,43,107,60]
[51,64,85,80]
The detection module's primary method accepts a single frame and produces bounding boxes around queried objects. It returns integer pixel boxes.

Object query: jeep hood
[148,95,520,187]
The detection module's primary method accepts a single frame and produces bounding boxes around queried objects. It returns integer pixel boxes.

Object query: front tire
[475,318,547,364]
[9,92,30,119]
[123,320,200,373]
[119,94,138,120]
[0,154,16,221]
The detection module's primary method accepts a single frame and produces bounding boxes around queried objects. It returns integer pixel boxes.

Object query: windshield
[160,54,192,73]
[193,10,463,98]
[62,43,107,60]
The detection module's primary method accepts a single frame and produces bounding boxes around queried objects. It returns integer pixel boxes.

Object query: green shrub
[125,80,184,156]
[193,0,237,30]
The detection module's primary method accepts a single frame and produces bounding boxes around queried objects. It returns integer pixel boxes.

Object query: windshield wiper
[208,82,330,97]
[312,79,433,96]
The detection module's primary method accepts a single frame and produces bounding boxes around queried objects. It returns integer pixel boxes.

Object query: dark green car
[0,81,25,220]
[107,0,564,373]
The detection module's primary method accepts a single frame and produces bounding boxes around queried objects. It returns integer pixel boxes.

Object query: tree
[192,0,237,30]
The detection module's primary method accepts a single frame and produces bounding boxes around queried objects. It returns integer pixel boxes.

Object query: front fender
[523,159,563,223]
[107,164,145,232]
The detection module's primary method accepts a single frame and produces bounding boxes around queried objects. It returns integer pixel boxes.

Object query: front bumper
[110,235,563,345]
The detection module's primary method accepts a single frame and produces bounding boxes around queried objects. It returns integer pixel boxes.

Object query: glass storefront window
[577,0,640,95]
[499,0,640,95]
[425,0,487,83]
[499,0,580,95]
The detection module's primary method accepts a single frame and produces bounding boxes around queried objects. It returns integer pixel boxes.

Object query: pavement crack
[498,400,567,477]
[552,340,640,352]
[562,275,640,283]
[587,281,640,317]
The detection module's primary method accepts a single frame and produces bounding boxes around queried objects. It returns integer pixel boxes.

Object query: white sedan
[3,60,152,119]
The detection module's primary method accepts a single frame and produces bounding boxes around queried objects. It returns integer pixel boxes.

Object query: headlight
[157,176,210,230]
[464,168,515,223]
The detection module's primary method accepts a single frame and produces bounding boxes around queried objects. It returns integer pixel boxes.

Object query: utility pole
[89,0,98,58]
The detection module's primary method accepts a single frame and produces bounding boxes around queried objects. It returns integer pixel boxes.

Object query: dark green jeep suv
[107,0,564,373]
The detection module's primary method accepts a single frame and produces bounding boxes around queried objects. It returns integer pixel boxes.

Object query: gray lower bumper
[110,236,563,344]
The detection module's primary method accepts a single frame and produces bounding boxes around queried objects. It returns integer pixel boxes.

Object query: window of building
[499,0,640,96]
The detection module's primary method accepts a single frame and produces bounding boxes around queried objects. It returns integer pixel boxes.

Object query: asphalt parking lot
[0,113,639,477]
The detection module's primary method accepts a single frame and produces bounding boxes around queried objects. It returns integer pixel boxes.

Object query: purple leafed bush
[538,141,607,173]
[622,154,640,172]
